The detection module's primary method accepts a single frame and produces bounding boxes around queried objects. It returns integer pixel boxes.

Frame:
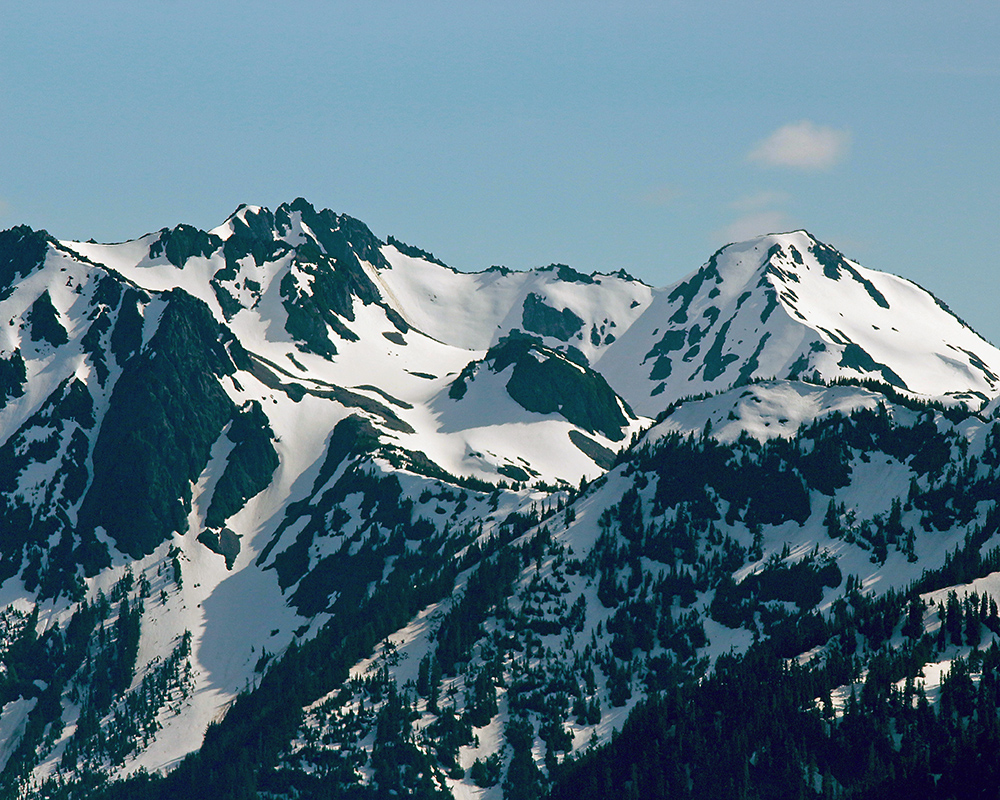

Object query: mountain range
[1,199,1000,798]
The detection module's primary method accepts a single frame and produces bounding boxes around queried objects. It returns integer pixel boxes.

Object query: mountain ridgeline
[0,201,999,798]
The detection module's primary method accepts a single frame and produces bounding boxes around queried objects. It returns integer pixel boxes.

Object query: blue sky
[2,2,998,339]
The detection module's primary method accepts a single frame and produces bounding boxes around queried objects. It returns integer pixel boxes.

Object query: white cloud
[720,210,792,243]
[748,121,850,170]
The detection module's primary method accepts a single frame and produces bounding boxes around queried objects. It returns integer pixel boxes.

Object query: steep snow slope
[377,243,653,359]
[61,205,645,487]
[598,231,1000,415]
[649,379,892,443]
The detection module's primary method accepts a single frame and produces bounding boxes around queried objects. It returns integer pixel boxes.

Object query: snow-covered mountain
[1,201,1000,798]
[598,231,1000,415]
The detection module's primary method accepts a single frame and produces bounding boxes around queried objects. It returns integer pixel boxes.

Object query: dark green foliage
[743,460,811,528]
[451,335,633,440]
[110,288,146,364]
[21,232,1000,800]
[0,607,82,797]
[711,552,841,630]
[799,430,853,494]
[0,606,47,706]
[666,251,720,324]
[0,598,135,791]
[470,754,502,787]
[0,350,26,409]
[521,293,584,342]
[271,465,413,604]
[547,506,1000,800]
[465,667,499,727]
[636,395,991,545]
[494,338,633,440]
[549,634,1000,800]
[0,377,99,594]
[279,199,394,357]
[641,431,808,527]
[0,225,49,299]
[197,528,241,569]
[901,598,925,640]
[426,708,473,772]
[367,680,451,797]
[47,382,1000,800]
[149,224,222,268]
[27,290,68,347]
[285,462,483,620]
[79,290,241,558]
[111,596,142,695]
[436,546,522,673]
[839,342,908,389]
[644,329,686,382]
[416,653,439,700]
[700,317,740,382]
[568,429,616,469]
[205,400,279,528]
[81,306,113,385]
[505,717,545,800]
[260,417,489,604]
[290,530,387,616]
[810,240,890,308]
[86,503,464,800]
[56,378,97,429]
[62,628,193,774]
[909,428,952,475]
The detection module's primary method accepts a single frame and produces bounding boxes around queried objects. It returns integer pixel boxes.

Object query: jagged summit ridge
[55,207,1000,419]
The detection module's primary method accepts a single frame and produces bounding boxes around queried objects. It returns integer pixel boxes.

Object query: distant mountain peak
[596,230,1000,414]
